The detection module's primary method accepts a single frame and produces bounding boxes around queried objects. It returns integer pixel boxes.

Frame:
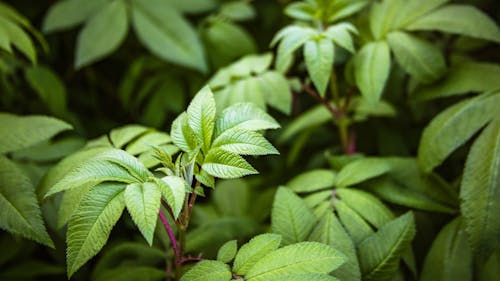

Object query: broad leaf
[354,41,391,102]
[336,189,393,227]
[233,234,282,275]
[212,129,278,156]
[216,240,237,263]
[43,0,107,32]
[272,26,316,72]
[420,217,472,281]
[279,104,331,141]
[358,212,416,281]
[418,92,500,172]
[304,38,334,97]
[124,182,162,245]
[245,242,345,281]
[25,66,67,115]
[460,117,500,260]
[93,266,165,281]
[257,71,292,115]
[125,131,171,155]
[170,112,198,153]
[263,274,339,281]
[387,31,446,83]
[271,187,316,245]
[324,23,357,53]
[406,5,500,43]
[393,0,449,28]
[286,169,336,193]
[75,0,128,68]
[131,0,206,72]
[156,176,187,219]
[67,183,126,277]
[0,156,53,247]
[93,149,151,182]
[202,149,257,179]
[335,158,390,187]
[109,125,150,149]
[334,200,373,244]
[180,260,232,281]
[187,86,216,152]
[0,113,72,154]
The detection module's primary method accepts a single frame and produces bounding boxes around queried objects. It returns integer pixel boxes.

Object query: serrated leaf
[202,148,257,179]
[309,212,361,281]
[170,112,198,153]
[334,200,373,244]
[245,242,345,281]
[406,5,500,43]
[337,189,393,228]
[131,0,206,72]
[0,156,53,247]
[336,158,390,187]
[460,117,500,260]
[66,183,126,277]
[358,212,416,281]
[387,31,446,83]
[287,169,336,193]
[0,113,72,154]
[42,0,107,33]
[93,149,151,182]
[157,176,187,219]
[324,23,357,53]
[354,41,391,102]
[212,129,278,156]
[75,0,128,68]
[271,187,316,245]
[125,131,171,155]
[413,61,500,101]
[109,125,149,149]
[124,182,161,245]
[418,92,500,172]
[420,217,472,281]
[304,38,334,97]
[187,86,216,152]
[214,103,280,138]
[180,260,232,281]
[233,233,282,275]
[217,240,237,263]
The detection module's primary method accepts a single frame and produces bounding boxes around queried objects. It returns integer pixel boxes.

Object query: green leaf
[354,41,391,102]
[406,5,500,43]
[279,104,331,141]
[387,31,446,83]
[245,242,345,281]
[202,148,257,179]
[336,189,394,228]
[170,112,198,153]
[263,274,339,281]
[420,217,472,281]
[214,179,249,217]
[214,103,280,138]
[286,169,336,193]
[217,240,238,263]
[233,233,282,275]
[271,187,316,245]
[93,266,165,281]
[212,129,278,156]
[125,131,172,155]
[75,0,128,68]
[284,2,315,21]
[413,61,500,101]
[180,260,232,281]
[460,117,500,260]
[25,65,67,115]
[358,212,416,281]
[220,1,255,21]
[272,26,316,72]
[0,17,37,62]
[392,0,449,28]
[42,0,107,33]
[0,113,72,154]
[109,125,150,149]
[323,23,357,53]
[67,183,126,277]
[257,71,292,115]
[165,0,217,14]
[187,86,216,152]
[93,149,151,182]
[334,200,373,244]
[336,158,390,188]
[157,176,187,219]
[304,38,334,97]
[418,92,500,172]
[124,182,161,245]
[0,156,53,247]
[309,212,361,281]
[131,0,207,72]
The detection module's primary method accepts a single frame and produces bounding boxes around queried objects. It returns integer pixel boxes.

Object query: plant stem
[159,209,180,265]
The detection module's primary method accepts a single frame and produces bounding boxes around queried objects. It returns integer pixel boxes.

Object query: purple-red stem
[348,130,356,155]
[159,209,180,264]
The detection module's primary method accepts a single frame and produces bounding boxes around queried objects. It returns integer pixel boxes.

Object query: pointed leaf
[170,112,198,153]
[258,71,292,115]
[335,200,373,244]
[287,169,336,193]
[336,158,390,187]
[42,0,107,33]
[187,86,216,152]
[271,187,316,245]
[354,41,391,102]
[304,38,334,97]
[67,183,126,277]
[109,125,149,149]
[233,233,282,275]
[324,23,357,53]
[202,148,257,179]
[158,176,187,219]
[212,129,278,156]
[337,188,394,228]
[217,240,237,263]
[180,260,232,281]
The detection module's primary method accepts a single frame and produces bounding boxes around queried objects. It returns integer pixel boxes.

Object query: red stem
[158,209,180,265]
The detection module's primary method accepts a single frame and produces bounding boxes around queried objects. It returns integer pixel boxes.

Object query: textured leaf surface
[0,156,53,247]
[124,182,161,245]
[75,0,128,68]
[0,113,72,154]
[354,41,391,102]
[187,86,216,152]
[420,217,472,281]
[202,148,257,179]
[358,212,416,281]
[337,188,393,228]
[304,38,334,97]
[335,200,373,244]
[213,129,278,156]
[216,240,237,263]
[157,176,187,219]
[42,0,106,32]
[336,158,390,187]
[109,125,149,149]
[180,260,231,281]
[387,31,446,83]
[418,93,500,172]
[406,5,500,42]
[460,117,500,260]
[170,112,198,153]
[245,242,345,281]
[233,233,281,275]
[271,187,316,245]
[67,183,126,277]
[287,169,336,193]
